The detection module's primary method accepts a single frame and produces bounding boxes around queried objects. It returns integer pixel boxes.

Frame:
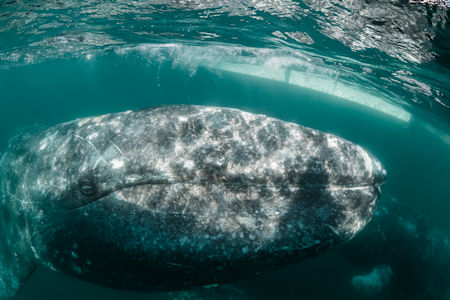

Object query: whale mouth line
[114,171,386,189]
[112,177,384,192]
[114,181,383,190]
[72,177,384,210]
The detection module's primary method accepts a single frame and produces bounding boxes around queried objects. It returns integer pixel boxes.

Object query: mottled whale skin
[0,105,385,298]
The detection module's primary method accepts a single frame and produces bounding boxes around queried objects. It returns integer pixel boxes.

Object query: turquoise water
[1,1,450,299]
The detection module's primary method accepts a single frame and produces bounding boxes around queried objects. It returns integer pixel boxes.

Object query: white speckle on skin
[110,120,120,127]
[78,118,90,126]
[88,132,99,140]
[183,160,195,169]
[327,136,341,150]
[174,141,185,154]
[93,116,106,124]
[111,159,124,169]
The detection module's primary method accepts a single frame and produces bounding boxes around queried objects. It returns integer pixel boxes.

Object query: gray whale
[0,105,385,298]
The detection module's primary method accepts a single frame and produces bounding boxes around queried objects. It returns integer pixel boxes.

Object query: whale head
[0,106,385,293]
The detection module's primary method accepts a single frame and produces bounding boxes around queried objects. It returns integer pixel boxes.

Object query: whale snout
[371,155,387,186]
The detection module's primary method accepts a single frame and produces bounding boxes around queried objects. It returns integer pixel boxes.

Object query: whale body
[0,105,385,298]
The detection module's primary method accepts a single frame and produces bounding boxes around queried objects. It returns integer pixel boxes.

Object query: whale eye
[78,179,97,197]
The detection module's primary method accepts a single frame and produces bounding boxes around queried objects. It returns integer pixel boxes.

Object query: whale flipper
[0,167,36,299]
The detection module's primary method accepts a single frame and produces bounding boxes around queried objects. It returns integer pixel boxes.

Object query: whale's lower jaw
[66,239,334,292]
[36,180,379,291]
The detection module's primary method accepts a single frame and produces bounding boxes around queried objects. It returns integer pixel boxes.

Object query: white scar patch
[111,159,124,169]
